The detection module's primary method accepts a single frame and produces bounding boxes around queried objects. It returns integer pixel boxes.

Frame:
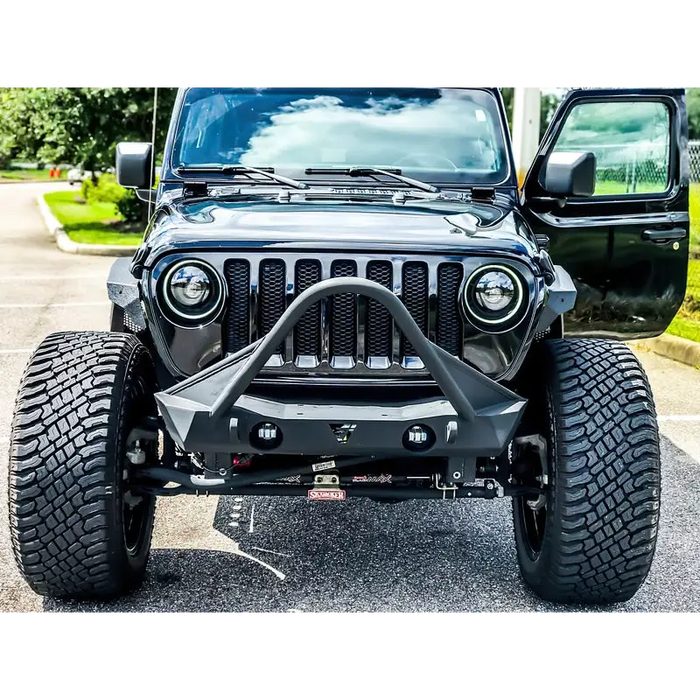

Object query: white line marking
[251,546,291,558]
[0,437,8,446]
[0,274,105,282]
[658,415,700,422]
[0,301,109,309]
[0,349,32,355]
[248,504,255,533]
[231,543,286,580]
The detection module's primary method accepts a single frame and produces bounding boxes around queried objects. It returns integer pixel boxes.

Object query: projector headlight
[160,260,224,326]
[463,264,526,332]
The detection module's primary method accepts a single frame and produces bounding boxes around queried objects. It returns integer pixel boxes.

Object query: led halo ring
[463,264,526,330]
[160,259,225,325]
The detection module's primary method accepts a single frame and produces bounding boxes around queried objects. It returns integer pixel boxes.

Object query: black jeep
[9,88,689,604]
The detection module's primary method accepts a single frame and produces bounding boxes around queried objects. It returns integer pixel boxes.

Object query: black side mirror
[543,151,596,197]
[116,142,153,188]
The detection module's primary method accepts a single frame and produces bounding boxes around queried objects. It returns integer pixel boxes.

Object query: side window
[551,101,671,196]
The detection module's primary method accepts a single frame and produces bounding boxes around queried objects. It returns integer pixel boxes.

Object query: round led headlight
[463,264,526,332]
[160,260,225,326]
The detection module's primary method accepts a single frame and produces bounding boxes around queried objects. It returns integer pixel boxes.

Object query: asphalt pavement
[1,181,699,612]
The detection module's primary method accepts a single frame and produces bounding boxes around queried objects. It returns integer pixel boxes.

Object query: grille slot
[258,259,286,355]
[437,263,463,355]
[366,260,393,358]
[224,260,250,353]
[294,260,322,358]
[330,260,357,359]
[401,262,428,358]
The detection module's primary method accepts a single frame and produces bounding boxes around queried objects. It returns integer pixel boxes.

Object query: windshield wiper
[306,166,439,193]
[175,165,308,190]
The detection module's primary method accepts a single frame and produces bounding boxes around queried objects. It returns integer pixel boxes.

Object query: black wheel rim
[516,386,555,560]
[121,372,156,557]
[519,497,547,558]
[123,489,151,555]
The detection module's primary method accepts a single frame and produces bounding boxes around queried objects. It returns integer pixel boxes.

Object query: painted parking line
[0,274,105,281]
[0,349,33,355]
[0,301,109,309]
[658,415,700,422]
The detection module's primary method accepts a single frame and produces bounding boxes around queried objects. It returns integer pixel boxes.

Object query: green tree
[0,88,176,179]
[687,88,700,141]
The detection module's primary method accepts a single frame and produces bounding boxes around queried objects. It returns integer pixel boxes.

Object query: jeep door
[521,89,689,338]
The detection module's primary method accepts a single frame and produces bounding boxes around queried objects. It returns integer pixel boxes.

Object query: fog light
[250,422,283,449]
[258,423,278,441]
[403,424,435,451]
[408,426,428,444]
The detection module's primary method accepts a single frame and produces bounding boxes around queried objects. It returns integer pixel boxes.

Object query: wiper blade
[306,166,439,193]
[175,165,308,190]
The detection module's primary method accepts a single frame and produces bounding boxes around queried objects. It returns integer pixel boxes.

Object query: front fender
[107,258,146,330]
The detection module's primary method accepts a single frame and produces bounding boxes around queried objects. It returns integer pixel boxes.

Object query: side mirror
[543,151,596,197]
[116,142,153,189]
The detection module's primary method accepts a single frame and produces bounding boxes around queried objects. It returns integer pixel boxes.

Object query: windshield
[171,88,510,186]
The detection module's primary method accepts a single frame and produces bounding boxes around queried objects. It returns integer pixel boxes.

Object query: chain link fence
[690,141,700,183]
[591,143,669,194]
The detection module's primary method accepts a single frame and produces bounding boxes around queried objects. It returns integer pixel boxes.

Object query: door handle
[642,227,687,243]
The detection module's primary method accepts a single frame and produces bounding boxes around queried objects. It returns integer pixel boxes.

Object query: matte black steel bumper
[154,279,527,457]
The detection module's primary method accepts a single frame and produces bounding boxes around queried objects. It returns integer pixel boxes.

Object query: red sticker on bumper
[308,489,346,501]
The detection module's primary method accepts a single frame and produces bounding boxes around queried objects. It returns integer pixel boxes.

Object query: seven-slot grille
[223,255,465,373]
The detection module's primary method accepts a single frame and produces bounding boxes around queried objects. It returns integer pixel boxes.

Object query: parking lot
[1,181,699,612]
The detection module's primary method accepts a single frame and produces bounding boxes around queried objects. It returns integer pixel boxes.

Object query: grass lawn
[0,168,67,181]
[690,183,700,254]
[668,258,700,343]
[43,191,143,246]
[593,180,664,196]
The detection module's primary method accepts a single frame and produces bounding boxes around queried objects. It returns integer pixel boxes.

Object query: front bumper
[155,278,528,457]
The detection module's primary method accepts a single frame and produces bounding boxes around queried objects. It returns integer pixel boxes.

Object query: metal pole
[512,88,541,187]
[148,87,158,221]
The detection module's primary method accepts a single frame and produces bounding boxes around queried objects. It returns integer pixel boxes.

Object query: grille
[294,260,322,357]
[258,259,286,353]
[437,264,463,356]
[223,255,467,373]
[401,262,428,358]
[330,261,357,358]
[366,261,393,357]
[224,260,250,353]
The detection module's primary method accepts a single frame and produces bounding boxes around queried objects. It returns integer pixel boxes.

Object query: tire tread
[516,338,661,604]
[8,331,154,598]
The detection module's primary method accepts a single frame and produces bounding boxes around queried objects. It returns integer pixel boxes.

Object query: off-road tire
[513,338,661,605]
[8,331,157,599]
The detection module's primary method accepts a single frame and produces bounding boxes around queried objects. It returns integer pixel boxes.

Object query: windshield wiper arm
[306,166,439,193]
[175,165,308,190]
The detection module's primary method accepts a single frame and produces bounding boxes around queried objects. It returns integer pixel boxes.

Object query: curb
[36,194,63,238]
[35,195,139,258]
[629,334,700,369]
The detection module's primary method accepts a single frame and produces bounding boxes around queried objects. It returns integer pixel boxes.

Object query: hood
[142,197,538,267]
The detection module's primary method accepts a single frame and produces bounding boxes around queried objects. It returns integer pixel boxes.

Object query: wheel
[8,331,158,599]
[512,338,661,605]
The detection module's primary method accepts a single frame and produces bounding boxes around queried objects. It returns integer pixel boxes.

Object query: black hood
[142,197,539,268]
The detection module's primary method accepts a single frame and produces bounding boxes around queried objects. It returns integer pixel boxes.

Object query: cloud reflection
[238,90,500,172]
